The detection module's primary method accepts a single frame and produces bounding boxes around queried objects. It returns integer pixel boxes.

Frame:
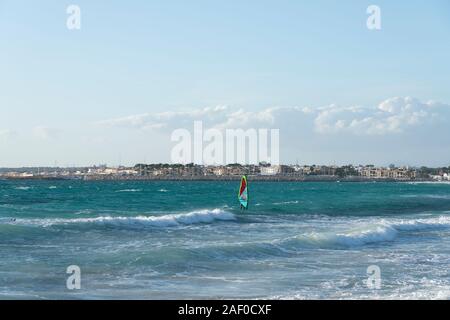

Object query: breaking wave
[288,216,450,248]
[174,216,450,260]
[8,209,236,228]
[389,216,450,232]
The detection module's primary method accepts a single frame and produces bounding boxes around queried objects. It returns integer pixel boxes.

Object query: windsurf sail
[238,175,249,209]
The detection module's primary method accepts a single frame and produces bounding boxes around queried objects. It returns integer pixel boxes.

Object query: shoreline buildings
[0,163,444,181]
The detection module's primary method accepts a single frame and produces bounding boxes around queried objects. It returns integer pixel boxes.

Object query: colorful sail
[238,175,249,209]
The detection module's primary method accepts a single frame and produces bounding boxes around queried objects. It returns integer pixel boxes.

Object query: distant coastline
[0,175,433,182]
[1,163,448,182]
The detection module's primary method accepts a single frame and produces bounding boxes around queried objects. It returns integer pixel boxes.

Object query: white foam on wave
[300,225,398,247]
[293,216,450,248]
[115,189,142,193]
[14,186,31,191]
[269,284,450,300]
[404,181,450,185]
[389,216,450,232]
[273,200,299,205]
[158,189,168,192]
[11,209,236,228]
[400,194,450,200]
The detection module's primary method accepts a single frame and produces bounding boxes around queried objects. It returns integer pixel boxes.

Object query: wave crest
[10,209,235,228]
[290,216,450,248]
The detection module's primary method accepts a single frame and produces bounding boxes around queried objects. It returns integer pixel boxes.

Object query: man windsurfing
[238,175,249,210]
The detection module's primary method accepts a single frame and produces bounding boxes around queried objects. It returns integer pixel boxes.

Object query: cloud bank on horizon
[97,96,450,136]
[1,96,450,167]
[90,96,450,167]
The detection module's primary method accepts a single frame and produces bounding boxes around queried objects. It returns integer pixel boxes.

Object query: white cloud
[96,97,450,137]
[215,106,314,129]
[314,97,448,135]
[96,106,229,131]
[96,105,314,132]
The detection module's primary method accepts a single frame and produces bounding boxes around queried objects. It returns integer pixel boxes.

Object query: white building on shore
[260,165,295,176]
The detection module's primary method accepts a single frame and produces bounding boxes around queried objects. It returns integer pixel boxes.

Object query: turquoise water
[1,180,450,299]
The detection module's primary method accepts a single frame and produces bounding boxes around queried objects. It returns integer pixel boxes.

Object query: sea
[1,179,450,299]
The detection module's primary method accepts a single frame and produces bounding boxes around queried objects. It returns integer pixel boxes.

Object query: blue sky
[0,1,449,167]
